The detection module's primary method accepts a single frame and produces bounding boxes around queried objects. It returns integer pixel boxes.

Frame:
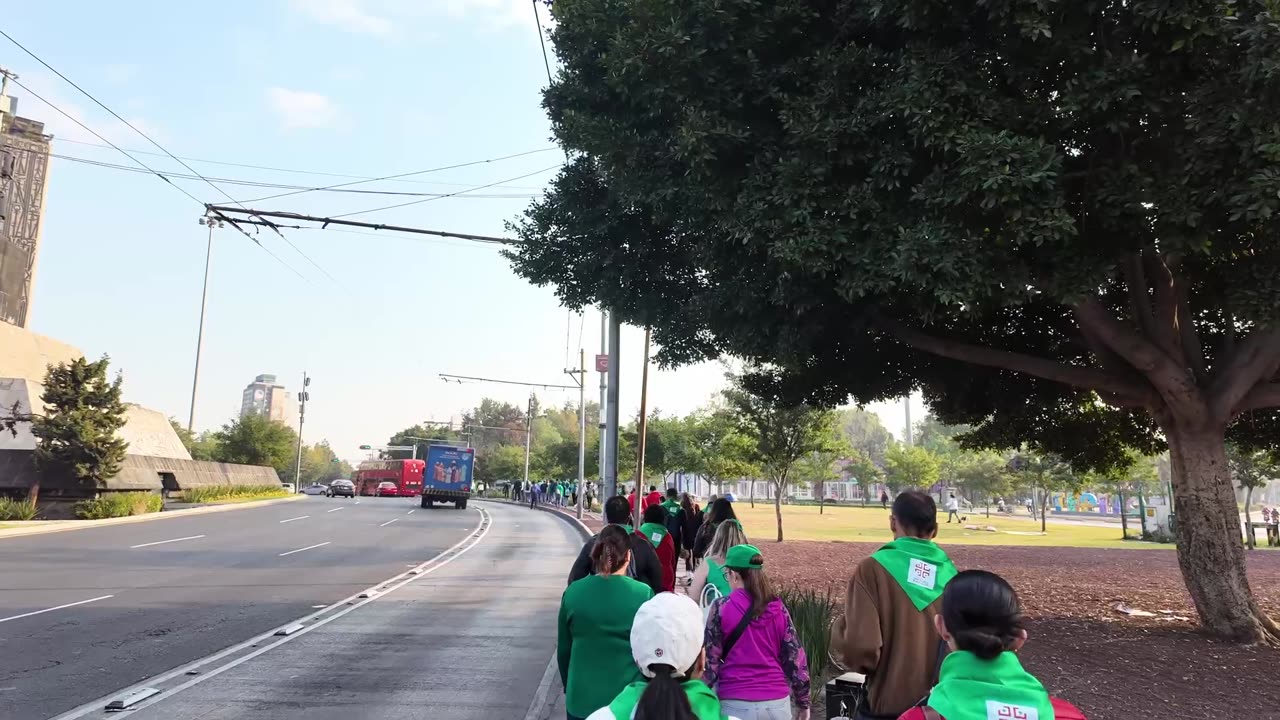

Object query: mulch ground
[763,541,1280,719]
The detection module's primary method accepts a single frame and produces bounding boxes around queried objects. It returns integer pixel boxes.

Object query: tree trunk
[26,480,40,505]
[1166,427,1279,643]
[819,488,825,515]
[774,482,784,542]
[750,479,755,508]
[1039,487,1048,533]
[1119,490,1128,539]
[1245,485,1256,551]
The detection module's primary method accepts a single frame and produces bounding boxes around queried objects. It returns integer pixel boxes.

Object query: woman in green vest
[688,519,747,616]
[558,525,655,720]
[585,593,739,720]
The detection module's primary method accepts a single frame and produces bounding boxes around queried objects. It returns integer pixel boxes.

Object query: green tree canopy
[834,408,895,467]
[512,0,1280,641]
[883,445,941,492]
[684,408,759,495]
[30,356,129,498]
[213,414,297,479]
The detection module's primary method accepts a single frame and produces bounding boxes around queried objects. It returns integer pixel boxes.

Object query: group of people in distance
[523,480,588,509]
[555,488,1086,720]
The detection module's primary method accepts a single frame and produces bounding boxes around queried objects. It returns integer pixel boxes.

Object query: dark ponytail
[634,665,696,720]
[941,569,1024,660]
[591,524,631,575]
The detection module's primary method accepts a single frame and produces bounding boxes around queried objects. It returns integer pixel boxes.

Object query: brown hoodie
[829,556,943,717]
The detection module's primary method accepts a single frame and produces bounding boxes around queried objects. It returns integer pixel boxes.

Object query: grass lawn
[730,502,1153,549]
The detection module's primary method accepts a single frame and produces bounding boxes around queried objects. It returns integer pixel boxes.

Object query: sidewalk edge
[0,494,305,540]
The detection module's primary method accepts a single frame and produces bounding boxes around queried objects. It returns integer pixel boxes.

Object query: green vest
[661,498,681,514]
[870,536,958,610]
[705,558,731,598]
[639,522,669,548]
[926,651,1055,720]
[608,679,728,720]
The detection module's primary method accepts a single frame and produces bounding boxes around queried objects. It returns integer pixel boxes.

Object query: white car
[281,483,296,493]
[301,483,328,496]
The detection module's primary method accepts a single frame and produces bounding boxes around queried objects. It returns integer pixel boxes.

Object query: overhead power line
[55,136,553,190]
[205,205,519,245]
[0,29,333,282]
[330,163,562,219]
[4,76,306,280]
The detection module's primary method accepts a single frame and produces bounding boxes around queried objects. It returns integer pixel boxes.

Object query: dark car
[328,479,355,498]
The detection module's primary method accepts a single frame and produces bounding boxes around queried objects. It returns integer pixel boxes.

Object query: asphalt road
[0,495,508,719]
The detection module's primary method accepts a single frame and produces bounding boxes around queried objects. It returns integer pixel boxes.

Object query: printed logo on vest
[906,558,937,589]
[651,532,663,543]
[985,700,1038,720]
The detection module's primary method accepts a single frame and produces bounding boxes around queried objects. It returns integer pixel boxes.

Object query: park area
[726,504,1280,719]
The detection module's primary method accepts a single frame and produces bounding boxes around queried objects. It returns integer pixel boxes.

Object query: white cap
[630,593,704,678]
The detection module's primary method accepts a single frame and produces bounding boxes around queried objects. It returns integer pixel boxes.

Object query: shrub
[74,492,162,519]
[178,484,288,504]
[779,586,837,703]
[0,497,40,521]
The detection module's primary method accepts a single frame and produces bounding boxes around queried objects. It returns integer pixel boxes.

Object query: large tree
[512,0,1280,641]
[30,357,129,499]
[213,414,297,479]
[883,444,942,493]
[685,408,759,496]
[835,408,895,467]
[1228,445,1275,550]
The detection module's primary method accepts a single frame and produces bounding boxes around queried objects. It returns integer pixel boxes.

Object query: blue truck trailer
[421,444,475,509]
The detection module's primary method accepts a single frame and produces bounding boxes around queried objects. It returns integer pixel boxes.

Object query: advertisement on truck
[421,445,474,509]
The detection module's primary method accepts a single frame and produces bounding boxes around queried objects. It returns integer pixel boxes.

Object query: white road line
[50,508,492,720]
[279,515,309,524]
[326,507,345,513]
[407,509,415,515]
[379,518,398,527]
[0,595,114,624]
[278,542,330,557]
[129,535,205,549]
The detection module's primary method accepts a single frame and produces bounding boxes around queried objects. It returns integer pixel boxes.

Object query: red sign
[595,354,609,372]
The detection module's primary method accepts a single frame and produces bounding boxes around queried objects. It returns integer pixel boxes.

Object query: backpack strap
[721,606,754,659]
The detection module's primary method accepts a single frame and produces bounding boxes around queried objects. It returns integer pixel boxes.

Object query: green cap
[724,544,763,570]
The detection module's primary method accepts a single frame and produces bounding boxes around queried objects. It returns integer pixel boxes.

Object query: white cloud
[288,0,394,35]
[267,87,340,130]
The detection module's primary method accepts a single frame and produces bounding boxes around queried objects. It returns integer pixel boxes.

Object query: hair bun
[953,628,1008,660]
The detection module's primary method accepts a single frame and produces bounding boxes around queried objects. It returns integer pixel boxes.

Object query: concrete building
[239,373,297,427]
[0,71,52,329]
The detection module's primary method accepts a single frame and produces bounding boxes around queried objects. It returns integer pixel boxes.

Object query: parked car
[376,481,400,497]
[281,483,296,493]
[301,483,328,496]
[328,479,355,498]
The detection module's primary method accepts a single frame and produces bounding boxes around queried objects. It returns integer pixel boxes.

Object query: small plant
[178,484,289,504]
[74,492,162,519]
[779,586,836,703]
[0,497,40,521]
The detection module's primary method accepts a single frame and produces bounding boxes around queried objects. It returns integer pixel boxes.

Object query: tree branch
[1146,254,1184,365]
[1175,279,1207,382]
[1234,383,1280,415]
[1208,326,1280,420]
[1073,297,1204,420]
[872,313,1148,403]
[1123,253,1155,338]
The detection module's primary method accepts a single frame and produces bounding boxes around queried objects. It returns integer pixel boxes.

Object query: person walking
[586,593,740,720]
[689,519,748,615]
[530,482,541,509]
[830,491,959,720]
[568,496,666,594]
[897,570,1087,720]
[945,493,960,524]
[880,490,890,510]
[559,525,655,720]
[680,492,704,572]
[704,544,810,720]
[694,497,739,562]
[640,504,678,592]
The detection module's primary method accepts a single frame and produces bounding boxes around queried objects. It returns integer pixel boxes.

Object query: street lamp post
[293,372,310,491]
[187,214,221,433]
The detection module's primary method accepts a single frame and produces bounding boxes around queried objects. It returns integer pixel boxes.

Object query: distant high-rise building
[240,374,297,428]
[0,70,52,329]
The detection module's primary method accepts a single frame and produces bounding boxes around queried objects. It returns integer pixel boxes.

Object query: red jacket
[898,698,1086,720]
[645,491,663,509]
[653,532,676,592]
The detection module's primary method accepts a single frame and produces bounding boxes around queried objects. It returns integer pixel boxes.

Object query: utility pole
[523,394,533,490]
[632,328,652,530]
[605,312,621,500]
[904,395,913,446]
[293,372,310,491]
[187,213,222,433]
[576,349,587,519]
[598,311,607,501]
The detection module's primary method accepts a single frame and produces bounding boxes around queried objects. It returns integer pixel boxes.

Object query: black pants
[947,509,960,522]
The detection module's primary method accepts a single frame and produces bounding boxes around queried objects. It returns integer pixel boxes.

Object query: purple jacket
[704,588,810,708]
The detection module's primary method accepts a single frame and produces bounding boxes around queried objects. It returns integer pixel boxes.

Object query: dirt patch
[763,541,1280,719]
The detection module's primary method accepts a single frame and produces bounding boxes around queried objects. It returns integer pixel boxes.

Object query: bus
[354,459,425,497]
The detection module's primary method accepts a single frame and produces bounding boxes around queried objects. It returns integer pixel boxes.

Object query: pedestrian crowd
[550,487,1086,720]
[521,480,592,510]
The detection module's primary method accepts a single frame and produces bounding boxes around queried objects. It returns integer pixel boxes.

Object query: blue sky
[3,1,919,461]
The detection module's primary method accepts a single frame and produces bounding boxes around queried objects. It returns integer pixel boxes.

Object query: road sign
[595,354,609,372]
[359,444,372,450]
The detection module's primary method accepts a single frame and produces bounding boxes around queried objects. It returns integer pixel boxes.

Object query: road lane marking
[379,518,398,527]
[0,594,114,624]
[51,508,492,719]
[279,515,309,524]
[407,509,415,515]
[326,507,345,513]
[278,541,330,556]
[129,535,205,549]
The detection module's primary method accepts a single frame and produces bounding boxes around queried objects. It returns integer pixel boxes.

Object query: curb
[482,497,593,540]
[0,494,305,540]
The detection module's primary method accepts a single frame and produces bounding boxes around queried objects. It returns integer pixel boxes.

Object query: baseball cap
[724,543,763,570]
[630,593,704,678]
